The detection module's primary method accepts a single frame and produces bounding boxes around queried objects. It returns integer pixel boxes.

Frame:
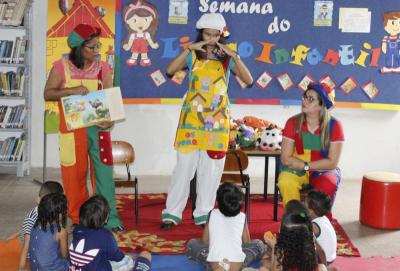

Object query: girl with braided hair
[274,212,319,271]
[28,193,69,271]
[259,211,337,271]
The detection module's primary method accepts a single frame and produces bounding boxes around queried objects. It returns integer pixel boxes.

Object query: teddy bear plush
[256,127,282,151]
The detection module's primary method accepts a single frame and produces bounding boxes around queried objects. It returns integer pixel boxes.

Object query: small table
[241,148,281,221]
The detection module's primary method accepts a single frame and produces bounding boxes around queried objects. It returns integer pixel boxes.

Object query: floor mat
[151,254,261,271]
[0,238,21,271]
[332,256,400,271]
[114,194,360,257]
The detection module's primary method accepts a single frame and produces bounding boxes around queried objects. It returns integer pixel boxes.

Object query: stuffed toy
[242,116,280,130]
[236,124,256,148]
[239,123,255,138]
[256,127,282,151]
[237,133,255,148]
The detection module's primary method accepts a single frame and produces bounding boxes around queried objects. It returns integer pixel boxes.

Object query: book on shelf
[61,87,125,131]
[17,66,25,95]
[10,104,22,128]
[1,136,13,160]
[17,107,26,128]
[0,134,25,161]
[0,0,28,26]
[1,105,12,127]
[0,4,7,23]
[18,38,26,64]
[0,105,6,124]
[0,67,25,96]
[5,136,16,160]
[6,106,16,128]
[16,138,25,161]
[7,105,17,128]
[9,136,19,160]
[0,37,26,64]
[0,105,26,128]
[0,137,8,160]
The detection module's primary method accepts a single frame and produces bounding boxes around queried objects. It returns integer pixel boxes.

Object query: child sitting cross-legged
[7,181,64,271]
[258,210,338,271]
[305,190,337,264]
[69,195,152,271]
[28,192,69,271]
[187,183,266,271]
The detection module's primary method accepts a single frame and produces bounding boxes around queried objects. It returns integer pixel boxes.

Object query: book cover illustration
[61,87,125,131]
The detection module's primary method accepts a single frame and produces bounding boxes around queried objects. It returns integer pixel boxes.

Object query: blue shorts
[133,256,151,271]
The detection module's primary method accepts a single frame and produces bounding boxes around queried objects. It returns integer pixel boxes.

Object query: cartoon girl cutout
[122,0,159,67]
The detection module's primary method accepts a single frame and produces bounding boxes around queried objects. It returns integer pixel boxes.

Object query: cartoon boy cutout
[381,11,400,73]
[123,0,159,67]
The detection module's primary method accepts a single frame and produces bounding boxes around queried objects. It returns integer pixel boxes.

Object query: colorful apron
[58,60,121,228]
[174,54,230,153]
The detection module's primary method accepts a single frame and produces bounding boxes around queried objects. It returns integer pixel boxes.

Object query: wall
[31,1,400,179]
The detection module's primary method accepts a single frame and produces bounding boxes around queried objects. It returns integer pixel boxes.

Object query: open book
[61,87,125,131]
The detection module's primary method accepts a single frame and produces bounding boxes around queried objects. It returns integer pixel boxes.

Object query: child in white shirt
[306,190,337,264]
[186,183,266,271]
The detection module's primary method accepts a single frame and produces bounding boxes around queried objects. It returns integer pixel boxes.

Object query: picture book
[61,87,125,131]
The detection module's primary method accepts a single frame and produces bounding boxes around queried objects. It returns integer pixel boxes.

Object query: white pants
[162,150,225,224]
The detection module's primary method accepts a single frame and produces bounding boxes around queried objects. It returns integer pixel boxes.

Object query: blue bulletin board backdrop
[116,0,400,110]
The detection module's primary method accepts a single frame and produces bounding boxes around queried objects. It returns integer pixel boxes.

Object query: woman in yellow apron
[161,13,253,229]
[44,24,123,231]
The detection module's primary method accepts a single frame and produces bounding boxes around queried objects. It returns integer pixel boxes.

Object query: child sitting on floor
[29,192,69,271]
[284,199,328,266]
[260,211,338,271]
[69,195,152,271]
[17,181,64,271]
[9,181,64,271]
[305,190,337,264]
[186,183,266,271]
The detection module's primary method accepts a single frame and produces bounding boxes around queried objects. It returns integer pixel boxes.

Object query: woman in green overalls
[161,13,253,229]
[44,24,122,232]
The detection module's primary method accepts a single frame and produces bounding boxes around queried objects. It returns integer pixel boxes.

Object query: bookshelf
[0,0,31,176]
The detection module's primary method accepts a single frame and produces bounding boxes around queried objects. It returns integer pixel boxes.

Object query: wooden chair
[221,149,251,222]
[112,141,138,225]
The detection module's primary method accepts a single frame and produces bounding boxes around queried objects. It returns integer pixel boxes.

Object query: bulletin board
[115,0,400,110]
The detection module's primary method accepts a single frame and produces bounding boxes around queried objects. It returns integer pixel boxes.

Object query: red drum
[360,172,400,229]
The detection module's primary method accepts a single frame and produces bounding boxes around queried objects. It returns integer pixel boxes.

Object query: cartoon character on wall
[381,11,400,73]
[122,0,160,67]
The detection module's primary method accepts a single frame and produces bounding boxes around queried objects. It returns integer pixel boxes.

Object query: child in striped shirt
[12,181,64,271]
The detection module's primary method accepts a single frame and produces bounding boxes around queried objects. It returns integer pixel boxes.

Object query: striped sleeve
[21,206,38,236]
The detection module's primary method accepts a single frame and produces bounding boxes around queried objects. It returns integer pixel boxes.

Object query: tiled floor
[1,168,399,257]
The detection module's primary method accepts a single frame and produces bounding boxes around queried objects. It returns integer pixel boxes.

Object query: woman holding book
[44,24,123,232]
